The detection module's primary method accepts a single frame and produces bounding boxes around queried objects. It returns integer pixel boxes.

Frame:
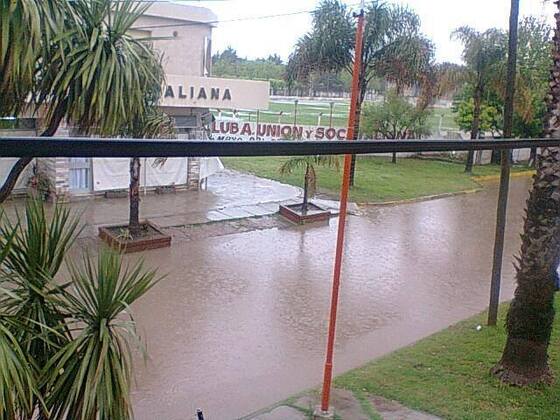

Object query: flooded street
[130,178,531,420]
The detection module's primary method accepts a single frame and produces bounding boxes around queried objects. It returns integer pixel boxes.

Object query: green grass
[223,156,531,203]
[335,297,560,419]
[213,100,459,133]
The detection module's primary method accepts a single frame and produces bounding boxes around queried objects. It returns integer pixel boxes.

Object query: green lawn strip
[335,297,560,420]
[351,388,383,420]
[223,156,529,203]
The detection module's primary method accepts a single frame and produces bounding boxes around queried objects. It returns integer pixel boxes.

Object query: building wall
[134,3,215,78]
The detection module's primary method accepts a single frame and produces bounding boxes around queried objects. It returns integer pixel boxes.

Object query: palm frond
[0,318,37,420]
[42,250,161,420]
[37,0,165,136]
[0,200,82,366]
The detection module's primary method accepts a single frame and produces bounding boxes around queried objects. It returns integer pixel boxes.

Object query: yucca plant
[42,250,160,420]
[279,156,339,213]
[0,318,37,420]
[0,200,81,368]
[0,221,36,420]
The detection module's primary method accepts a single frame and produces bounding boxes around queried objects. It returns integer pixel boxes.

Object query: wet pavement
[2,173,533,419]
[121,178,532,420]
[2,169,351,234]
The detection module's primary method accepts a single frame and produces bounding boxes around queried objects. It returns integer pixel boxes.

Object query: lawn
[335,297,560,419]
[223,156,531,203]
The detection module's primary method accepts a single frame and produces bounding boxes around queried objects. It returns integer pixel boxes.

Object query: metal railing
[0,135,556,415]
[0,136,558,157]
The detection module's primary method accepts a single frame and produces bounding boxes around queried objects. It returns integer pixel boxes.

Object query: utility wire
[133,1,362,30]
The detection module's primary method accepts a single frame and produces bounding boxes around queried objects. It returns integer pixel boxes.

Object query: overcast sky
[188,0,554,63]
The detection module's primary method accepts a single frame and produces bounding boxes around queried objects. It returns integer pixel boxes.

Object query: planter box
[104,190,128,199]
[279,203,331,225]
[98,221,171,253]
[155,185,176,194]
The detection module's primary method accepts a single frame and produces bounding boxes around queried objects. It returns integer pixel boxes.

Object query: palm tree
[0,0,163,203]
[125,108,175,233]
[288,0,433,184]
[491,0,560,386]
[279,156,339,214]
[452,27,507,172]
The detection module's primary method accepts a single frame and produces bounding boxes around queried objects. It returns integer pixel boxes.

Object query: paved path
[18,169,351,236]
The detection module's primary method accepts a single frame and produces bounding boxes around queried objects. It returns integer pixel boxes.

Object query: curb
[358,188,482,207]
[472,170,535,182]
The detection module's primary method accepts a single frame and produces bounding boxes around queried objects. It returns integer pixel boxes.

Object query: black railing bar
[0,137,558,158]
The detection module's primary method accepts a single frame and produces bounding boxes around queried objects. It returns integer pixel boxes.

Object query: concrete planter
[279,203,330,225]
[98,221,171,253]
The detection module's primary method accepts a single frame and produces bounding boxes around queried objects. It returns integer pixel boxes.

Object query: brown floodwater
[127,178,531,420]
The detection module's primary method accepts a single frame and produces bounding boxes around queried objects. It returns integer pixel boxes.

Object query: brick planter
[279,203,331,225]
[99,221,171,253]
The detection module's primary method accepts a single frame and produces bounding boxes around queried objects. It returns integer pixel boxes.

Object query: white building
[0,2,269,199]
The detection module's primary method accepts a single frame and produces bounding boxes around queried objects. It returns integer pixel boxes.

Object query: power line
[132,2,362,30]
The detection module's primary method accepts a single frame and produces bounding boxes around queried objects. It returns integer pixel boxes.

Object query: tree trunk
[491,151,559,386]
[129,157,141,232]
[465,86,483,173]
[0,105,66,203]
[492,0,560,385]
[349,77,367,187]
[529,147,538,168]
[302,165,309,215]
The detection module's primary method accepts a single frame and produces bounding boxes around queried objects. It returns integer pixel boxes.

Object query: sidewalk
[5,169,358,235]
[244,387,440,420]
[84,169,355,228]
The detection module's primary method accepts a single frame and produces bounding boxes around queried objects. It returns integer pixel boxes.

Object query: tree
[212,48,286,83]
[506,17,551,164]
[125,108,175,233]
[453,98,502,137]
[452,27,507,172]
[0,0,61,116]
[288,0,433,183]
[361,91,431,163]
[416,62,465,112]
[279,156,339,214]
[0,0,163,203]
[491,0,560,386]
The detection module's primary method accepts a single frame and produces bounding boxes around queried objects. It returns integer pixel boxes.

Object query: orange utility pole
[318,2,366,415]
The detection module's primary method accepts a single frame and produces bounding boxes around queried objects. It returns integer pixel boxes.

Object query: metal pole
[488,0,518,326]
[329,101,335,128]
[319,3,365,414]
[294,99,299,126]
[256,110,260,137]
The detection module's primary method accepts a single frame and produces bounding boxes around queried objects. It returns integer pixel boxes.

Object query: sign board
[211,121,347,141]
[161,75,269,110]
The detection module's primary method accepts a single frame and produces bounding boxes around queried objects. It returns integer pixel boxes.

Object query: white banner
[211,121,347,141]
[92,158,189,191]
